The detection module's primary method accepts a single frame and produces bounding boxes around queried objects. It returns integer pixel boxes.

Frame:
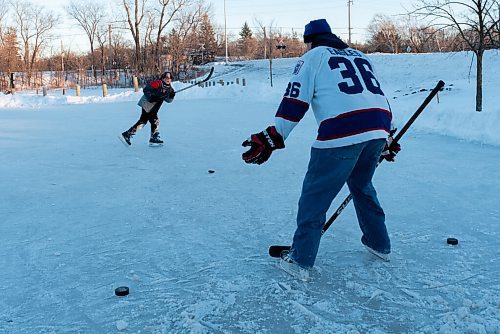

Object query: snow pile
[3,50,499,147]
[0,88,141,108]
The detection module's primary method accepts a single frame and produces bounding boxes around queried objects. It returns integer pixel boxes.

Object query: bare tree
[255,19,277,87]
[122,0,147,74]
[143,11,156,72]
[0,0,8,40]
[494,3,500,45]
[153,0,208,73]
[412,0,500,112]
[151,0,190,72]
[120,0,208,74]
[165,6,205,76]
[66,0,107,83]
[399,15,454,53]
[110,31,133,70]
[401,15,430,52]
[367,14,404,53]
[10,0,58,84]
[95,24,108,83]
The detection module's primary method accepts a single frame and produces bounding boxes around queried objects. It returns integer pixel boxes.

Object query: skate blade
[149,143,164,147]
[118,135,131,147]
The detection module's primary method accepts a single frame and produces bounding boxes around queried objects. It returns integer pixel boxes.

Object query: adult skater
[241,19,400,281]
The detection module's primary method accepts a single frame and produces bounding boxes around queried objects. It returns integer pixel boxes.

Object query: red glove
[381,129,401,162]
[242,126,285,165]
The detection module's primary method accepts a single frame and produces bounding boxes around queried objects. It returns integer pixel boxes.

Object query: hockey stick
[269,80,445,258]
[174,67,214,93]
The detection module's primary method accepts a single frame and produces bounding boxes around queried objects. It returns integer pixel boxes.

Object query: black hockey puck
[446,237,459,245]
[115,286,129,296]
[208,169,215,174]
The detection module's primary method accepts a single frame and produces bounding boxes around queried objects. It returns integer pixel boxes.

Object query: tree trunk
[476,50,483,112]
[134,38,141,74]
[100,49,105,84]
[269,57,273,87]
[91,46,97,84]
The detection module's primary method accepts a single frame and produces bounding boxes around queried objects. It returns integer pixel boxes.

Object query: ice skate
[279,250,310,282]
[363,244,390,262]
[149,132,164,146]
[119,131,133,146]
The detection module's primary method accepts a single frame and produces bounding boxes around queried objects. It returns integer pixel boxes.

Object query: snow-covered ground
[0,50,499,334]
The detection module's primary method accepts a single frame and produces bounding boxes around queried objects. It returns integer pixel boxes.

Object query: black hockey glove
[381,129,401,162]
[162,87,175,102]
[242,126,285,165]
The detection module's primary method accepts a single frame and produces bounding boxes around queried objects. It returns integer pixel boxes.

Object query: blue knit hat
[303,19,332,43]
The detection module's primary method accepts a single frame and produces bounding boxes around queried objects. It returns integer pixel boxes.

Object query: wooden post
[76,85,81,97]
[133,76,138,92]
[42,87,47,96]
[102,84,108,97]
[236,78,239,85]
[242,78,246,86]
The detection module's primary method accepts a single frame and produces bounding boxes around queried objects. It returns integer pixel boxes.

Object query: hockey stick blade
[175,67,214,93]
[268,245,291,258]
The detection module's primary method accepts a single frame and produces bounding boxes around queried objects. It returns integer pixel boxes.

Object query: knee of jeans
[346,180,364,196]
[297,213,326,230]
[349,180,376,195]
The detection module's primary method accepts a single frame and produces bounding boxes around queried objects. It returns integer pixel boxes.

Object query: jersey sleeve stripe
[317,108,392,141]
[275,97,310,122]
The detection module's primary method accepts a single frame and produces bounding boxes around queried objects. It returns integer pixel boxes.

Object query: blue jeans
[290,139,390,268]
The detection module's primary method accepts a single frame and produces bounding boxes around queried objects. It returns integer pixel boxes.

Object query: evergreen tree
[237,22,257,58]
[0,28,21,73]
[239,22,253,40]
[166,29,183,75]
[197,14,217,62]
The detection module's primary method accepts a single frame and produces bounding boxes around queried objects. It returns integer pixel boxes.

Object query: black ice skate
[149,132,164,146]
[119,131,133,146]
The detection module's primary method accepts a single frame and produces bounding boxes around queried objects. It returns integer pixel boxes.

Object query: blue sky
[211,0,416,43]
[42,0,415,52]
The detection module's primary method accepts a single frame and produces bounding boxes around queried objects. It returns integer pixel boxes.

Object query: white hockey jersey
[274,46,392,148]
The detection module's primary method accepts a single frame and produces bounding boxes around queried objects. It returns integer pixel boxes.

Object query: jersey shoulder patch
[293,60,304,75]
[149,80,162,89]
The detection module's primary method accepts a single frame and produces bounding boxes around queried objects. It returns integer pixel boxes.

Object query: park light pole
[224,0,228,63]
[348,0,353,44]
